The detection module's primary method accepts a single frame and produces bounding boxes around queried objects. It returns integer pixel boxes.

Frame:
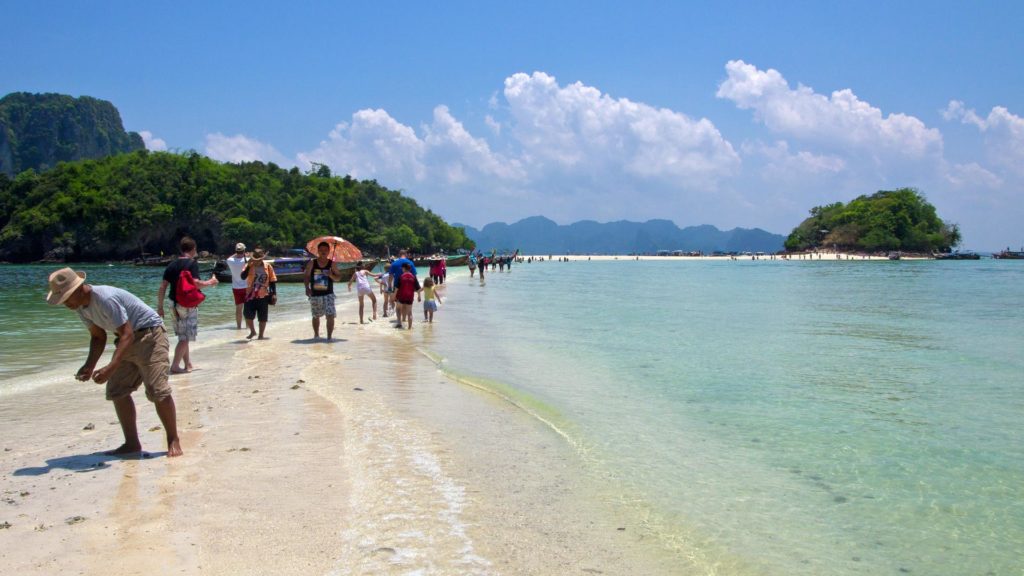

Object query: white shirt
[226,254,248,289]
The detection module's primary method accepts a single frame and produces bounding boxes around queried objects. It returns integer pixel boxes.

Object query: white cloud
[297,73,740,224]
[298,109,427,182]
[297,106,521,186]
[717,60,943,158]
[503,72,740,184]
[204,133,290,165]
[743,140,846,178]
[944,162,1003,188]
[943,101,1024,175]
[139,130,166,151]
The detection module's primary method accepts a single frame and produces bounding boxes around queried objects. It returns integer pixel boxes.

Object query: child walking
[348,263,383,324]
[422,277,442,323]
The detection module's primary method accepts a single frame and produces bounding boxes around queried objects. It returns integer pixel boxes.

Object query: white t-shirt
[226,254,248,289]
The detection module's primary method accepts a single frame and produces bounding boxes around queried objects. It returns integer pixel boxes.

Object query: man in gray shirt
[46,267,182,457]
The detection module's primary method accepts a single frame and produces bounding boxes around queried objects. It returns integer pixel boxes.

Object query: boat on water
[213,256,378,283]
[412,254,470,267]
[887,251,901,260]
[933,251,981,260]
[992,248,1024,259]
[133,253,174,266]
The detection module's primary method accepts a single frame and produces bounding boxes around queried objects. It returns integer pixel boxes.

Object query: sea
[3,258,1022,575]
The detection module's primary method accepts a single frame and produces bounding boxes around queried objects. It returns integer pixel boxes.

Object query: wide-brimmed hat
[235,242,246,252]
[251,248,266,260]
[46,267,86,305]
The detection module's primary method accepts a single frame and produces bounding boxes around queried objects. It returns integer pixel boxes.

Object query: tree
[785,188,959,253]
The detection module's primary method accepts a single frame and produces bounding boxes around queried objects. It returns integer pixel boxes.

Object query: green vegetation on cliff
[0,92,145,177]
[784,188,960,253]
[0,151,474,262]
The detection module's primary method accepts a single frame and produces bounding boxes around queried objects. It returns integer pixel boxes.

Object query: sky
[3,0,1023,249]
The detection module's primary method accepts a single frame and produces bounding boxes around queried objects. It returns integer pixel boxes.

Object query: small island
[784,188,961,256]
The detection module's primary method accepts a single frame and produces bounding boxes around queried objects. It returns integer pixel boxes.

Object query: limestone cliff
[0,92,145,176]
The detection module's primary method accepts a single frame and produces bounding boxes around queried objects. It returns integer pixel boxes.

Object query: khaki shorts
[106,326,172,403]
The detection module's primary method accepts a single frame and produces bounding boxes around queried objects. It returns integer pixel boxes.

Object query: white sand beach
[0,283,679,575]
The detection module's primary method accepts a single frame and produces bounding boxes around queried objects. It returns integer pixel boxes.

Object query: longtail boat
[214,257,379,283]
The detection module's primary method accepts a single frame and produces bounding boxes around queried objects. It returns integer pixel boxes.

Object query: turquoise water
[3,260,1023,574]
[424,259,1024,575]
[0,264,311,379]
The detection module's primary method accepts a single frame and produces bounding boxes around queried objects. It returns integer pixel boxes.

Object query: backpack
[175,266,206,308]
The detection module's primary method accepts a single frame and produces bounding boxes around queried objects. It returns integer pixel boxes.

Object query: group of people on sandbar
[42,239,473,459]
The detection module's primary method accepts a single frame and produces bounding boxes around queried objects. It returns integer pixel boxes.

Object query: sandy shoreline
[1,278,681,575]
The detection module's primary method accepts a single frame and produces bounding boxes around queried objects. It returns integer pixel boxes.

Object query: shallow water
[419,259,1024,575]
[3,259,1023,575]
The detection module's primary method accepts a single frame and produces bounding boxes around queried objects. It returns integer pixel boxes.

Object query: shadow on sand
[14,451,163,476]
[290,337,347,345]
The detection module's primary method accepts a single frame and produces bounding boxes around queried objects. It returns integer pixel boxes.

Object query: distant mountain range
[455,216,785,254]
[0,92,144,177]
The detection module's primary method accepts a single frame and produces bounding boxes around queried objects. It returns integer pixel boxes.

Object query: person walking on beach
[225,242,248,329]
[389,250,417,325]
[304,241,341,340]
[429,257,444,285]
[158,236,218,374]
[348,263,382,324]
[47,268,183,457]
[394,262,421,329]
[380,260,395,318]
[468,253,477,278]
[389,249,417,287]
[421,277,442,323]
[242,248,277,340]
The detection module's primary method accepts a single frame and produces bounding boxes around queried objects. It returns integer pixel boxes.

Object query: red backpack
[175,267,206,308]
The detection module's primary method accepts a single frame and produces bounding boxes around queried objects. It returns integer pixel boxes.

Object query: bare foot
[105,443,142,456]
[247,331,257,339]
[170,367,190,374]
[167,438,183,457]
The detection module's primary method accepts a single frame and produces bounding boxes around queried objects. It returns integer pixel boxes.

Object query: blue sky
[3,1,1023,249]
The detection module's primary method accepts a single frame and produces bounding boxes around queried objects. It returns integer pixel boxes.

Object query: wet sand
[0,282,682,575]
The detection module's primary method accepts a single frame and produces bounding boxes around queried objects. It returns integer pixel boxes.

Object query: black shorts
[244,297,270,322]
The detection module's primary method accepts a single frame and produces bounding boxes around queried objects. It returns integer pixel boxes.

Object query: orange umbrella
[306,235,363,262]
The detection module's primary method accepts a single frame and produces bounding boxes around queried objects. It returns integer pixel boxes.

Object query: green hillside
[0,150,473,262]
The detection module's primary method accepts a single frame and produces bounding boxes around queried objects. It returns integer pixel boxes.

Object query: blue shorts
[423,300,438,312]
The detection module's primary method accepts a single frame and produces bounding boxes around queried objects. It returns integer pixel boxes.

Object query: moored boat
[934,251,981,260]
[133,254,174,266]
[214,256,378,283]
[992,248,1024,259]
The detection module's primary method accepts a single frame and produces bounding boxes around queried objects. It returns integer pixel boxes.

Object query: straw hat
[46,267,86,305]
[235,242,246,252]
[251,248,266,260]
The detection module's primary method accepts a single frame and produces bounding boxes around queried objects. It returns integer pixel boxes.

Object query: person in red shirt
[394,262,420,329]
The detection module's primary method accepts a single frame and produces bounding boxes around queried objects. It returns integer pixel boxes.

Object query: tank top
[310,259,334,295]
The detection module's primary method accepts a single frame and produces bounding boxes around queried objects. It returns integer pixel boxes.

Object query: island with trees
[784,188,961,254]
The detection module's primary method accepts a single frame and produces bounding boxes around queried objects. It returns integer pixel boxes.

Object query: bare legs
[171,340,191,373]
[357,293,379,323]
[312,316,335,340]
[108,395,182,457]
[246,318,266,340]
[235,303,243,329]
